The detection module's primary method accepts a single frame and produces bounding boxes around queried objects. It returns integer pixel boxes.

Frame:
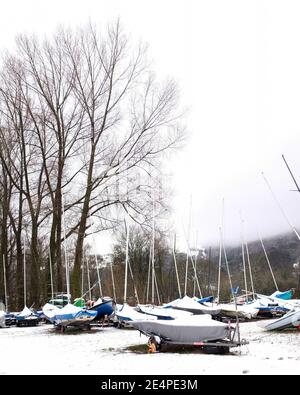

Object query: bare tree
[60,22,183,296]
[0,20,184,304]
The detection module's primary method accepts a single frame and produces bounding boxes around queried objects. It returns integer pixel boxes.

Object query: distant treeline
[79,228,300,306]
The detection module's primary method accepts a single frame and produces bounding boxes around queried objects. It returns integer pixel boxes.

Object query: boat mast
[221,198,241,341]
[221,229,234,297]
[184,195,192,295]
[49,248,54,303]
[86,250,92,301]
[207,247,211,296]
[217,199,225,304]
[128,258,140,304]
[146,246,151,303]
[154,270,161,305]
[2,254,8,311]
[110,261,116,302]
[262,171,300,242]
[222,227,241,344]
[151,196,155,304]
[193,231,199,296]
[89,213,103,297]
[23,233,26,307]
[240,216,248,302]
[81,256,84,298]
[183,229,202,298]
[217,227,222,304]
[172,233,182,298]
[244,238,255,298]
[94,252,103,298]
[281,154,300,298]
[282,154,300,196]
[259,235,279,291]
[189,251,202,298]
[123,215,130,304]
[62,193,70,303]
[193,230,198,297]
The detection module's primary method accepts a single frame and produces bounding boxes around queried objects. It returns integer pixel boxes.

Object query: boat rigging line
[262,171,300,242]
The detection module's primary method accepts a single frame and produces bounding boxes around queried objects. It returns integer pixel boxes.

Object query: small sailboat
[43,303,97,330]
[88,297,115,320]
[265,308,300,331]
[131,314,233,345]
[16,306,39,327]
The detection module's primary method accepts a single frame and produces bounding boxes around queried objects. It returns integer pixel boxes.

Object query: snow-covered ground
[0,320,299,375]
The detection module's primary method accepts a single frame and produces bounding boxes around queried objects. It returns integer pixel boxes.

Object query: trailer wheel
[203,345,228,355]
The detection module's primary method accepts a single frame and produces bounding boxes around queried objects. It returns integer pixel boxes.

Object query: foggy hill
[206,231,300,296]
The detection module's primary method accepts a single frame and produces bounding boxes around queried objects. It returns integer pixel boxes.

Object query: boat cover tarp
[270,290,293,300]
[16,306,39,321]
[115,304,157,322]
[196,296,214,303]
[44,303,97,326]
[42,303,61,319]
[137,305,193,320]
[166,296,221,316]
[265,309,300,331]
[131,315,230,343]
[218,303,259,319]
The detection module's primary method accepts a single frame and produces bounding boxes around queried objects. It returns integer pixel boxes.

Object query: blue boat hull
[52,310,97,327]
[88,300,115,320]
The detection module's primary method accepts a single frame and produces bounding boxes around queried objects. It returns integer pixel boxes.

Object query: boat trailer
[147,335,248,354]
[139,323,249,354]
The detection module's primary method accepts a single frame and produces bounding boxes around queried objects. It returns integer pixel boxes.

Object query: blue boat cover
[270,290,293,300]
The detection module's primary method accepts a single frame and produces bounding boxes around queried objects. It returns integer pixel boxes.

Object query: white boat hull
[265,309,300,331]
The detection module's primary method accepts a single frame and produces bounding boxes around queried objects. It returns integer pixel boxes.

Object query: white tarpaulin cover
[165,295,221,316]
[116,304,157,321]
[138,305,193,319]
[131,314,230,343]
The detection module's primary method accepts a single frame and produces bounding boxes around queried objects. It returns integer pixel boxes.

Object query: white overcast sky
[1,0,300,252]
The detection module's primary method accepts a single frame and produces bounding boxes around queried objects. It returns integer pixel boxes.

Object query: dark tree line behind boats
[77,227,300,306]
